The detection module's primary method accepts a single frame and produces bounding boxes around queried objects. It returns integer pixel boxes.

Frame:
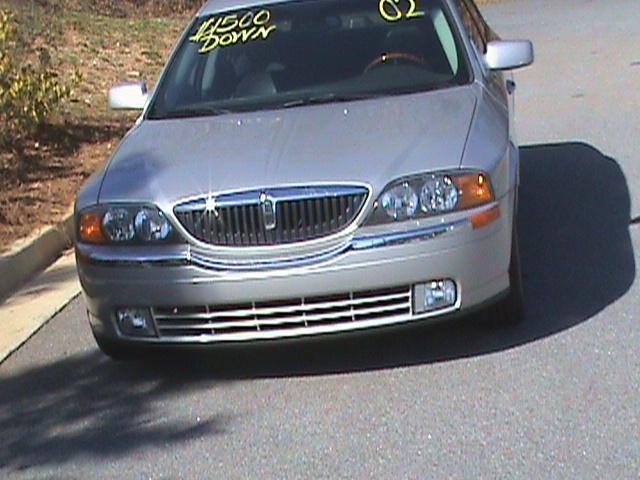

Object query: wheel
[485,220,524,326]
[93,334,140,362]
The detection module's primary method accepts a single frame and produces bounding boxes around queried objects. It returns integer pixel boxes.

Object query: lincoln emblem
[260,192,277,230]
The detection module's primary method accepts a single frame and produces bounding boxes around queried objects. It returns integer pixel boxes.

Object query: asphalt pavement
[1,0,639,478]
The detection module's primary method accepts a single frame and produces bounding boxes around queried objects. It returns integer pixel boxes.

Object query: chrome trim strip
[78,220,468,270]
[79,254,189,268]
[173,198,207,213]
[76,245,191,267]
[189,242,352,271]
[352,220,468,250]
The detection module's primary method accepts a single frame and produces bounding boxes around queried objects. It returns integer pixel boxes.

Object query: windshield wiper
[160,93,379,118]
[162,106,234,119]
[280,92,380,109]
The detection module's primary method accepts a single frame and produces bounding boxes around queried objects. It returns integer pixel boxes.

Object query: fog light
[116,308,156,337]
[414,280,457,313]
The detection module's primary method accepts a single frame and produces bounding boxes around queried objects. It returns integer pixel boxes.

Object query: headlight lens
[134,208,172,242]
[420,175,459,213]
[78,205,176,244]
[366,171,495,225]
[380,182,419,221]
[102,208,135,242]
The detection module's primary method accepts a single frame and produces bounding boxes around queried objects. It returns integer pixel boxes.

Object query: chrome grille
[174,185,368,247]
[153,286,412,340]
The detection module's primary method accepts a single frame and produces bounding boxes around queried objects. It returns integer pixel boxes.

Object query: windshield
[148,0,471,119]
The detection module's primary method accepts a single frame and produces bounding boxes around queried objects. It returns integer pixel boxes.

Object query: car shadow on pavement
[0,351,231,473]
[168,141,635,378]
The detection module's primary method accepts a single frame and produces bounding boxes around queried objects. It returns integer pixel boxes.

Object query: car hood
[99,86,477,208]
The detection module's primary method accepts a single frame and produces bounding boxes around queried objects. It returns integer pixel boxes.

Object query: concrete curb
[0,252,81,364]
[0,208,75,302]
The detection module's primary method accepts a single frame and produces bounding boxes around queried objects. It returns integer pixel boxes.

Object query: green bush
[0,9,79,148]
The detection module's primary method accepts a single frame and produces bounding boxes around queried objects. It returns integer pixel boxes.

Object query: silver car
[75,0,534,359]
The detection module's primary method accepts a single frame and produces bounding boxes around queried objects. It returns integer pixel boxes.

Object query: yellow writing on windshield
[379,0,426,22]
[190,9,277,53]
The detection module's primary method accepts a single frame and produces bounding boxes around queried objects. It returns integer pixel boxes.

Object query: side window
[432,7,459,73]
[455,0,497,54]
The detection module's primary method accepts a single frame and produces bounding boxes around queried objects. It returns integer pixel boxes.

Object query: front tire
[93,334,140,362]
[486,221,524,326]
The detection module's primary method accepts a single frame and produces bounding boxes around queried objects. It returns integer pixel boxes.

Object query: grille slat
[331,197,338,231]
[223,208,233,245]
[338,196,347,227]
[306,199,315,238]
[291,201,300,241]
[154,286,412,339]
[203,210,210,244]
[248,205,257,245]
[174,186,368,247]
[233,206,242,245]
[315,198,323,236]
[194,211,203,239]
[240,206,249,245]
[282,202,291,242]
[347,196,355,229]
[322,198,330,234]
[301,199,310,238]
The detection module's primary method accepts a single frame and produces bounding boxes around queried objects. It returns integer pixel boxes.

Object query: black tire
[485,221,525,326]
[94,334,140,362]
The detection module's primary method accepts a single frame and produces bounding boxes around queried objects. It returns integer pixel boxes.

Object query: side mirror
[484,40,534,71]
[108,81,149,110]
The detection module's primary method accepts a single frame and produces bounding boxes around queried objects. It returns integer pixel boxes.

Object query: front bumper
[77,196,514,345]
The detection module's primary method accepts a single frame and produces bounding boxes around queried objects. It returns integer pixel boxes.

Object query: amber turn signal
[455,173,495,210]
[470,206,501,230]
[79,211,107,244]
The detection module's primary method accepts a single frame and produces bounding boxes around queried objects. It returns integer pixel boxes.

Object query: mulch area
[0,119,130,252]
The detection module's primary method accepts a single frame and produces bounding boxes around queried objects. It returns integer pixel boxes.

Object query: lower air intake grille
[152,286,412,340]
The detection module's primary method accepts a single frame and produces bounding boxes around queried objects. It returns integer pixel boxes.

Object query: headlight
[102,208,135,242]
[78,205,176,244]
[380,182,419,221]
[420,175,459,213]
[366,171,495,225]
[134,207,173,242]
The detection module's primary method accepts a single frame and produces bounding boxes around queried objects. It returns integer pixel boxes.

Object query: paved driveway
[1,1,639,478]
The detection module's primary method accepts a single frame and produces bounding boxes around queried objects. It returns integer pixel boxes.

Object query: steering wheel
[365,52,425,72]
